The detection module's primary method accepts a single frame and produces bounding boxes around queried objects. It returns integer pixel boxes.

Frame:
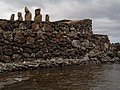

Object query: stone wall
[92,34,110,51]
[111,43,120,51]
[0,19,110,63]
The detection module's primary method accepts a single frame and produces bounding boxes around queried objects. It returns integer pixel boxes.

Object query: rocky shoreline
[0,50,120,73]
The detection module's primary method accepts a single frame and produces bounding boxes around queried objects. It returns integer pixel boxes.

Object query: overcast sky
[0,0,120,43]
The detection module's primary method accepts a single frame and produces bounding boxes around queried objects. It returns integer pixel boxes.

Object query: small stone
[67,31,76,37]
[70,27,76,31]
[100,55,111,63]
[32,48,39,53]
[20,48,23,52]
[14,32,26,44]
[13,46,19,51]
[14,22,19,28]
[81,47,86,51]
[26,37,35,44]
[3,31,13,42]
[0,30,4,39]
[72,40,81,48]
[90,58,101,64]
[81,40,89,47]
[3,49,13,56]
[0,46,3,55]
[36,51,43,58]
[24,48,32,54]
[25,22,32,29]
[19,23,27,30]
[23,53,31,58]
[12,54,22,61]
[32,23,40,32]
[117,51,120,58]
[31,53,36,58]
[111,57,120,62]
[0,55,12,63]
[4,23,13,31]
[81,54,89,62]
[43,24,52,32]
[0,20,7,30]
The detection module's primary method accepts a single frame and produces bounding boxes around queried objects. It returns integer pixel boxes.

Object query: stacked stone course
[0,19,110,63]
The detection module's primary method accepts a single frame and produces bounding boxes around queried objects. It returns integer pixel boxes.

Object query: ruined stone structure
[34,8,42,22]
[45,14,50,22]
[111,43,120,51]
[10,14,15,21]
[0,19,111,63]
[17,12,23,21]
[25,7,32,21]
[92,34,110,51]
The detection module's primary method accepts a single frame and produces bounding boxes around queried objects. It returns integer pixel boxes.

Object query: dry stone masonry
[0,19,111,63]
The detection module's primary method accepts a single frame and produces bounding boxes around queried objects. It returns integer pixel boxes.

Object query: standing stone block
[18,12,23,21]
[25,7,32,21]
[45,14,50,22]
[10,14,15,21]
[34,8,42,22]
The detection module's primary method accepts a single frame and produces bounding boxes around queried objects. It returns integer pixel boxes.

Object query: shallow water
[1,64,120,90]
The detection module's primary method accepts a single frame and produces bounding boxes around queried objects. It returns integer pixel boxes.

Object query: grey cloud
[0,0,120,43]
